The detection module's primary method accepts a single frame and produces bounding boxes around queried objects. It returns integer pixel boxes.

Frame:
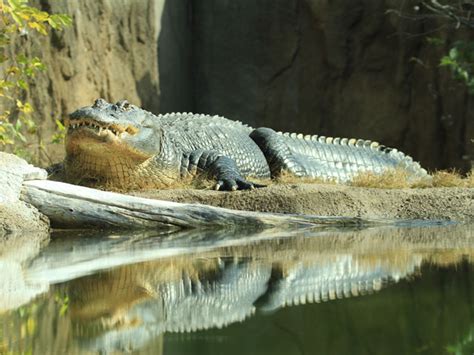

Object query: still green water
[0,224,473,355]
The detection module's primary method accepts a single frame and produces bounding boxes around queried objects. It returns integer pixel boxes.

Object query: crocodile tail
[250,127,429,182]
[258,255,420,312]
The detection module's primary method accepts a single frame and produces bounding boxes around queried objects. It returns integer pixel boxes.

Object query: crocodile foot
[214,178,266,191]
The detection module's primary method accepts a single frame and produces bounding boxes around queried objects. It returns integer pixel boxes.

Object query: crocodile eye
[93,98,108,108]
[117,100,130,111]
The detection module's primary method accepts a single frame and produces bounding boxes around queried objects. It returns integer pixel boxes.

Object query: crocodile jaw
[64,131,179,191]
[66,117,139,137]
[64,118,152,188]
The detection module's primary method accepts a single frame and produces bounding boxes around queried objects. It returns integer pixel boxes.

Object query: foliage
[391,1,474,94]
[0,0,71,154]
[54,291,69,316]
[421,1,474,93]
[425,36,474,94]
[439,41,474,94]
[445,325,474,355]
[51,118,65,144]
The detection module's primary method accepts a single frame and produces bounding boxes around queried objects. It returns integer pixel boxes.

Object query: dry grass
[344,168,473,189]
[270,168,474,189]
[349,169,412,189]
[416,169,474,188]
[431,170,466,187]
[259,168,474,189]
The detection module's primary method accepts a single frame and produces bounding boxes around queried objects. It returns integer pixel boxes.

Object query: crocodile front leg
[181,150,264,191]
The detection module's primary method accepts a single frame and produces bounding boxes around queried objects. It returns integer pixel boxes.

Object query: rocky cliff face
[159,0,473,172]
[25,0,164,162]
[22,0,474,170]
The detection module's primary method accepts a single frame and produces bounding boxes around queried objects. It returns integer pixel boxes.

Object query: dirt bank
[132,183,474,223]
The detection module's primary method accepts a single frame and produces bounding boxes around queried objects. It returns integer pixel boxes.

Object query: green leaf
[16,54,28,65]
[32,11,50,23]
[30,57,46,71]
[59,303,68,316]
[17,79,28,90]
[440,56,455,67]
[55,118,65,131]
[50,14,72,27]
[449,47,459,60]
[10,11,24,26]
[14,119,22,131]
[47,17,59,30]
[16,131,26,143]
[25,120,36,133]
[7,0,22,10]
[0,33,11,46]
[28,21,48,35]
[21,102,33,114]
[460,70,469,81]
[25,67,34,77]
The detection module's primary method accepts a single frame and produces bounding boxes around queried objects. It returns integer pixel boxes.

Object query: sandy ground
[131,183,474,223]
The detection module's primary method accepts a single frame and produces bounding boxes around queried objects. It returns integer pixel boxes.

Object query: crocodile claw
[214,178,265,191]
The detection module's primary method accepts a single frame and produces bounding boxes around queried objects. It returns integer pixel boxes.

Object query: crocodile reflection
[65,226,473,351]
[69,259,417,351]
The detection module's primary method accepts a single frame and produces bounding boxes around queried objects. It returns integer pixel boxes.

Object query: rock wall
[19,0,474,170]
[25,0,164,163]
[159,0,473,172]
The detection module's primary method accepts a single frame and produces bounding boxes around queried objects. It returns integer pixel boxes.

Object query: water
[0,224,473,355]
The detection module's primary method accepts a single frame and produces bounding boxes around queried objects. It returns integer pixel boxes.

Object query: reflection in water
[0,224,473,354]
[0,231,48,312]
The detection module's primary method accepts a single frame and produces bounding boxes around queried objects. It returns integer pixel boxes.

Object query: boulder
[0,153,50,234]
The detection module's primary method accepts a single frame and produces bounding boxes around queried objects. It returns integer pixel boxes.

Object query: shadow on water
[0,223,473,354]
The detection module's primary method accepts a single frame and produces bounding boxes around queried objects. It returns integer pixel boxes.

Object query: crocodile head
[64,98,163,188]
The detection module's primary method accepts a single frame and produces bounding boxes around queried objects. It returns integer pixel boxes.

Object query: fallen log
[21,180,376,230]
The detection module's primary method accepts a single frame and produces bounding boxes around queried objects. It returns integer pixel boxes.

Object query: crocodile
[51,98,428,191]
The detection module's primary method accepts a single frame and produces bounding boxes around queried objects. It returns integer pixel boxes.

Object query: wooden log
[21,180,376,230]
